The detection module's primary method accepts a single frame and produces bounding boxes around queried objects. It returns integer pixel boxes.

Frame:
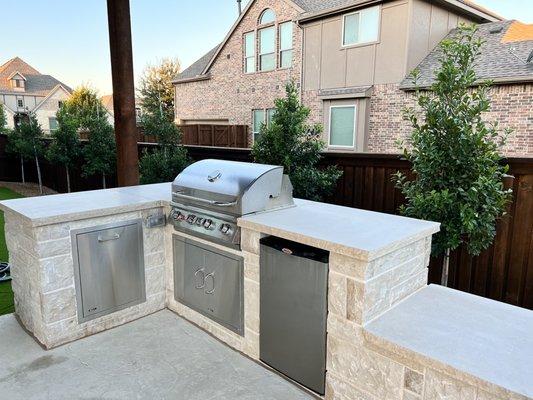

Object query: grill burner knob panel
[170,205,238,247]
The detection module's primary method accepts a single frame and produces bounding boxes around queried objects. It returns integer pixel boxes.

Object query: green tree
[0,104,7,133]
[82,118,116,189]
[139,58,180,121]
[7,114,45,193]
[62,86,108,129]
[139,112,189,184]
[46,108,81,192]
[394,25,512,286]
[252,82,342,201]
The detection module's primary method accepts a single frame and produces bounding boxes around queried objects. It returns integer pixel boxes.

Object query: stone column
[325,236,432,399]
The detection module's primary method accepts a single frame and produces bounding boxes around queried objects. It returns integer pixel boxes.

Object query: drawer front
[73,220,146,322]
[173,236,243,336]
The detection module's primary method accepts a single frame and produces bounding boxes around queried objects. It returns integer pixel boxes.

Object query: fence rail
[0,136,531,309]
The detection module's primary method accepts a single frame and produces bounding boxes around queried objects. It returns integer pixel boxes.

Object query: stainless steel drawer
[173,236,243,336]
[72,220,146,323]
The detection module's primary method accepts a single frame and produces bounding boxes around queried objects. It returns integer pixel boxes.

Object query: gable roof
[173,45,220,83]
[174,0,501,85]
[400,20,533,90]
[0,57,72,96]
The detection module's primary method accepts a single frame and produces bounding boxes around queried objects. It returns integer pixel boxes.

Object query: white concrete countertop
[366,284,533,398]
[238,199,440,260]
[0,183,171,226]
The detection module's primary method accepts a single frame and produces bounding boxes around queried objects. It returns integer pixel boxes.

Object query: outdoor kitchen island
[1,174,531,400]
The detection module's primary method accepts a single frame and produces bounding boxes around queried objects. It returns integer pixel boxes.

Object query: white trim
[341,5,381,48]
[328,104,357,149]
[258,25,276,72]
[243,31,256,74]
[7,70,27,81]
[32,84,71,112]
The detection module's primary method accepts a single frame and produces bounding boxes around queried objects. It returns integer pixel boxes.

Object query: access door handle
[194,268,206,289]
[98,233,120,243]
[204,273,215,294]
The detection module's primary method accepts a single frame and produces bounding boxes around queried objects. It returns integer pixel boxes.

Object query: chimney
[237,0,242,16]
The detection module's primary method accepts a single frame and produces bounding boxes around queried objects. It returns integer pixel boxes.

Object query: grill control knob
[187,215,196,224]
[220,224,232,235]
[195,218,204,226]
[203,219,214,229]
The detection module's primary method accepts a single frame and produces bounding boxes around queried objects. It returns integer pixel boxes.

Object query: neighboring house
[101,94,143,126]
[400,20,533,155]
[0,57,72,134]
[174,0,532,156]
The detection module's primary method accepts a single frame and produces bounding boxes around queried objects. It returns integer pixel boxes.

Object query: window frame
[17,98,24,108]
[328,104,357,149]
[258,25,276,72]
[259,8,276,25]
[48,117,59,131]
[243,31,256,74]
[341,5,381,48]
[278,21,293,69]
[252,108,276,143]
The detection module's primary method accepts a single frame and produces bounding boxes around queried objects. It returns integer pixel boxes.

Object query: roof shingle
[400,21,533,89]
[0,57,72,96]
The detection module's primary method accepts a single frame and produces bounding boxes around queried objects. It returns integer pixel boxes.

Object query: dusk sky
[0,0,530,95]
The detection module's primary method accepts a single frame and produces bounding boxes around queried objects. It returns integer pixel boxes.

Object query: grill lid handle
[172,191,237,207]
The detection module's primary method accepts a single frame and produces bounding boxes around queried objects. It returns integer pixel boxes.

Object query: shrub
[252,82,342,201]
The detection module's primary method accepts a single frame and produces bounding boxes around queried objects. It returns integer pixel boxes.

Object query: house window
[244,32,256,73]
[49,117,59,131]
[58,100,64,108]
[342,6,380,46]
[259,9,276,25]
[279,22,293,69]
[17,99,24,108]
[329,105,356,148]
[15,80,23,88]
[253,108,276,142]
[259,26,276,71]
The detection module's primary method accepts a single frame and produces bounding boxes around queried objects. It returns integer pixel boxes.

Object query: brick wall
[174,0,303,144]
[366,83,533,156]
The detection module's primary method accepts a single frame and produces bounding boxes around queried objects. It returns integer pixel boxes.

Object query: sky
[0,0,530,95]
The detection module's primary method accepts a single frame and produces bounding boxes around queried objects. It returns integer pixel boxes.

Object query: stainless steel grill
[170,159,294,248]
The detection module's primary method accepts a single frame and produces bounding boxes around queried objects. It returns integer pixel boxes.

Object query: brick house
[174,1,532,156]
[0,57,72,134]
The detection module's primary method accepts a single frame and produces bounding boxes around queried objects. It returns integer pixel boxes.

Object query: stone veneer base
[3,191,530,400]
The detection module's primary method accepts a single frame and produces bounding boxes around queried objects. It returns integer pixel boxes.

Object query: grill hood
[172,159,294,216]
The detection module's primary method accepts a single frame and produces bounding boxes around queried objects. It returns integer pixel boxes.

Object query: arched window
[259,8,276,25]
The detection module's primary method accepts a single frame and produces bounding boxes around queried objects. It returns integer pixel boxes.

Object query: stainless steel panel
[173,236,243,335]
[72,220,146,323]
[172,159,290,216]
[260,238,328,395]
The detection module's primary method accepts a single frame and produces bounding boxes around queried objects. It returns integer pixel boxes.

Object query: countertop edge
[2,199,168,227]
[237,218,440,261]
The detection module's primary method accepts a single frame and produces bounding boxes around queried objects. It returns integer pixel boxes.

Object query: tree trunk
[102,173,107,189]
[66,166,71,193]
[34,153,43,195]
[20,156,25,184]
[441,248,451,286]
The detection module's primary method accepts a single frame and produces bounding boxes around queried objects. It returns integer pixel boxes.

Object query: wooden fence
[0,137,531,309]
[139,124,249,148]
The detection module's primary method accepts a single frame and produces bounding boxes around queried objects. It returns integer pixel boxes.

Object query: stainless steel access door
[72,220,146,323]
[260,236,329,395]
[173,236,243,335]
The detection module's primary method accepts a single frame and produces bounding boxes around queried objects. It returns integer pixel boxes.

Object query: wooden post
[107,0,139,186]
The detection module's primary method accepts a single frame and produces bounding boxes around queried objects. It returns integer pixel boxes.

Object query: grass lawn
[0,187,24,315]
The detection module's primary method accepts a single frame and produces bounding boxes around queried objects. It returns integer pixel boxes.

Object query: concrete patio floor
[0,310,315,400]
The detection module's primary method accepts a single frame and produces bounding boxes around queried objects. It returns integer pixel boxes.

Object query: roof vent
[489,26,503,34]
